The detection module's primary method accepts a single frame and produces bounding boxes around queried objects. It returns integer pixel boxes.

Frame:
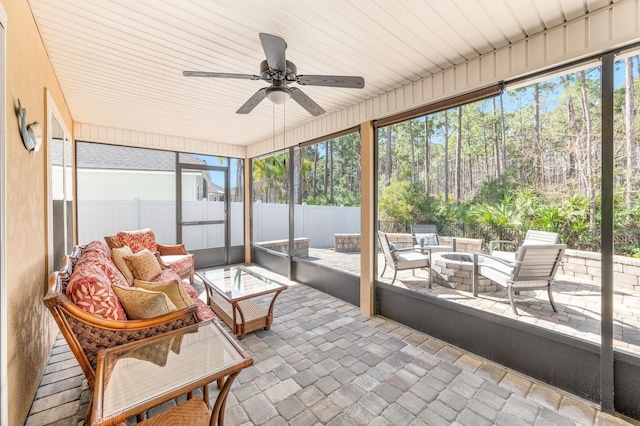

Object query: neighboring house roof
[74,141,226,196]
[75,142,205,171]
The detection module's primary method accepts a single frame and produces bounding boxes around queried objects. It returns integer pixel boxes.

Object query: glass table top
[198,266,287,301]
[98,321,249,419]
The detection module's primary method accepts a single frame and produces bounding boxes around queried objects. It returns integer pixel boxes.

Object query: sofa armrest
[44,286,200,388]
[157,243,189,256]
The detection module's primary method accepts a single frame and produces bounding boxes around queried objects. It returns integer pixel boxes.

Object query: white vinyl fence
[78,198,360,250]
[251,202,360,248]
[78,198,243,248]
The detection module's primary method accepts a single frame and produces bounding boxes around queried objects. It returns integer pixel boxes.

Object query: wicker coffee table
[198,266,288,339]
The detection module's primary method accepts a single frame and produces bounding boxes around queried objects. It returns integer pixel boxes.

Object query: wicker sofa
[44,240,215,388]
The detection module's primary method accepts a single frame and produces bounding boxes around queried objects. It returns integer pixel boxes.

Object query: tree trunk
[566,94,578,181]
[385,126,392,187]
[444,111,450,202]
[329,140,334,203]
[481,108,489,176]
[492,97,501,177]
[499,93,507,173]
[424,117,431,197]
[410,120,416,184]
[293,148,303,204]
[323,141,328,196]
[625,57,636,228]
[579,70,596,231]
[456,106,462,202]
[312,145,318,198]
[534,83,543,184]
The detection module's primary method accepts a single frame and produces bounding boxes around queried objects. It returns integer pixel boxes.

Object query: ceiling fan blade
[236,88,268,114]
[183,71,261,80]
[296,75,365,89]
[289,88,325,116]
[259,33,287,71]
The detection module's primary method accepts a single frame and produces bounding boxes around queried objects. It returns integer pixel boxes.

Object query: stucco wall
[2,0,73,424]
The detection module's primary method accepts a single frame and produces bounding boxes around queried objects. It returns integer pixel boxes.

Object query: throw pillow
[416,233,438,246]
[66,262,127,321]
[124,249,162,281]
[388,242,400,261]
[117,228,158,253]
[111,246,135,285]
[112,285,177,320]
[133,279,193,310]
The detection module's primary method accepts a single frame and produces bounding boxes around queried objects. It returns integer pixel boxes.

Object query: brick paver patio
[26,265,638,425]
[306,248,640,355]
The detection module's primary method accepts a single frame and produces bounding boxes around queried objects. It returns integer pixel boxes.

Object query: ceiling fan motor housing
[260,59,297,81]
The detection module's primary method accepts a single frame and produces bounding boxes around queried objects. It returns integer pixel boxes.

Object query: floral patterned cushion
[116,228,158,254]
[84,240,112,259]
[163,255,194,275]
[76,251,129,288]
[124,249,162,281]
[66,262,127,321]
[193,299,216,321]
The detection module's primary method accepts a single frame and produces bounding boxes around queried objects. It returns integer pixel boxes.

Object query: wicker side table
[198,267,288,339]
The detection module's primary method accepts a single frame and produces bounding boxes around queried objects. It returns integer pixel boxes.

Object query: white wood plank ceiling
[28,0,617,148]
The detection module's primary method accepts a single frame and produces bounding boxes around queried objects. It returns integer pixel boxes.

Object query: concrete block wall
[255,237,310,257]
[335,234,361,252]
[559,249,640,293]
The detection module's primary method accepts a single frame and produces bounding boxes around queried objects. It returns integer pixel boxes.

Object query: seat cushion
[161,255,194,274]
[136,396,210,425]
[396,252,430,269]
[414,244,452,253]
[193,298,217,321]
[490,250,517,263]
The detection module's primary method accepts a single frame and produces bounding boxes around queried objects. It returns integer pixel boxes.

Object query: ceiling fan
[183,33,365,117]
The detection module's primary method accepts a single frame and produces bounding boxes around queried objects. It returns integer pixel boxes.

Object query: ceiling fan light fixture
[266,87,291,105]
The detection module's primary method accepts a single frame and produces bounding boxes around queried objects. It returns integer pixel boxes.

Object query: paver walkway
[26,265,637,425]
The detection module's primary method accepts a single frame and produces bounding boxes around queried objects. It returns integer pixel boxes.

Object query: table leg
[265,290,284,330]
[232,303,247,339]
[211,371,240,425]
